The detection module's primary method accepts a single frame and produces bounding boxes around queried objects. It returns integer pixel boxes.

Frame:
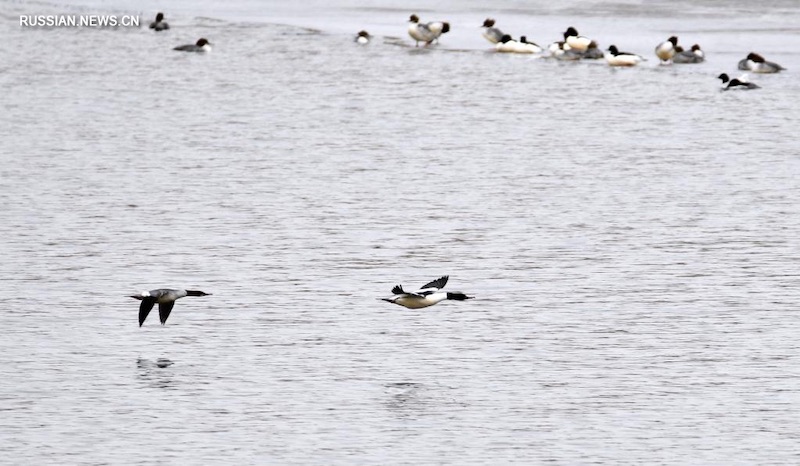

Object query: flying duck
[131,289,211,326]
[381,275,473,309]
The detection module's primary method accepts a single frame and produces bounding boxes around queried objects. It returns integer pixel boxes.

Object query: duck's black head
[155,12,165,22]
[717,73,730,83]
[358,30,370,38]
[668,36,678,45]
[747,52,765,63]
[409,14,419,23]
[196,38,210,47]
[482,18,495,28]
[441,22,450,34]
[564,27,578,38]
[447,292,473,301]
[186,290,211,297]
[607,45,619,55]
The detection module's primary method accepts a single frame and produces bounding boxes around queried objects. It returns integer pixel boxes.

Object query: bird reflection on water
[136,358,177,389]
[383,382,466,419]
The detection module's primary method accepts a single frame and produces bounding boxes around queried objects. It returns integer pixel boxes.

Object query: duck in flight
[381,275,473,309]
[130,289,211,327]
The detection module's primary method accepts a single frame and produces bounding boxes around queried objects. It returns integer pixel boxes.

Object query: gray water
[2,0,800,463]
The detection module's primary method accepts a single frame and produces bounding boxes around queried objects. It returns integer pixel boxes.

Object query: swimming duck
[355,30,371,44]
[408,14,450,47]
[672,45,704,64]
[718,73,760,90]
[518,36,543,54]
[549,41,582,60]
[582,41,604,59]
[496,34,521,53]
[130,289,212,327]
[481,18,504,44]
[563,27,593,52]
[173,38,211,52]
[690,44,705,60]
[605,45,645,66]
[496,35,541,54]
[381,275,473,309]
[655,36,678,64]
[149,12,169,31]
[737,52,784,73]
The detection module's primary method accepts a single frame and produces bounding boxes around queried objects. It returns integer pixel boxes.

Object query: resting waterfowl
[655,36,678,64]
[149,12,169,31]
[718,73,760,90]
[690,44,705,60]
[496,34,520,53]
[563,27,593,52]
[605,45,644,66]
[407,14,450,47]
[549,41,582,60]
[518,36,543,54]
[672,45,704,64]
[173,38,211,52]
[481,18,504,44]
[355,30,371,45]
[737,52,784,73]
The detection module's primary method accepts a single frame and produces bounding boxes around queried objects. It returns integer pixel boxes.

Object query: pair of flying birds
[132,276,473,326]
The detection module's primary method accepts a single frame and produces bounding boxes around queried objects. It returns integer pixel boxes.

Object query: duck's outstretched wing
[390,284,427,297]
[159,302,175,325]
[138,298,156,327]
[420,275,448,291]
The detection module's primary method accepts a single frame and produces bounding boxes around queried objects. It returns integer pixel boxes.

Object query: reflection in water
[384,382,425,418]
[384,382,465,419]
[136,358,177,390]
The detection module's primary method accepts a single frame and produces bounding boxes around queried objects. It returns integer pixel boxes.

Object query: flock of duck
[140,12,483,326]
[354,14,786,91]
[134,11,787,325]
[150,11,786,91]
[133,276,472,327]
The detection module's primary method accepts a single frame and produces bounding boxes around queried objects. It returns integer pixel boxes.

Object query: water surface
[2,0,800,463]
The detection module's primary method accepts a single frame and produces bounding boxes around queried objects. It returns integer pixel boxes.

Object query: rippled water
[2,0,800,463]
